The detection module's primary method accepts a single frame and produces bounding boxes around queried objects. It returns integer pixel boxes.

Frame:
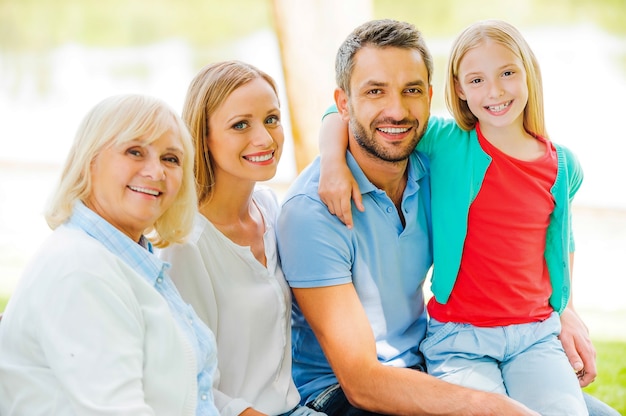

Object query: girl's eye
[266,115,280,125]
[126,148,143,157]
[503,70,514,77]
[469,78,482,84]
[233,121,248,130]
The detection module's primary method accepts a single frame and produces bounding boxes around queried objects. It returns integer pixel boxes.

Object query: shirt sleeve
[277,193,354,288]
[322,104,338,120]
[159,239,219,332]
[561,144,584,252]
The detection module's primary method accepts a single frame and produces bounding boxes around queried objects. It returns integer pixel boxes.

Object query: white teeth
[378,127,409,134]
[129,186,159,196]
[246,153,273,163]
[488,101,511,112]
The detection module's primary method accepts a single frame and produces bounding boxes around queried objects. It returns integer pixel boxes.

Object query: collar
[346,150,429,197]
[67,201,167,285]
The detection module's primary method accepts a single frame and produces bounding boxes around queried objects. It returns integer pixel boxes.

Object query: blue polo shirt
[277,151,432,403]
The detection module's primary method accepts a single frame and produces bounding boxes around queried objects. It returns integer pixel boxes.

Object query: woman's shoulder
[253,186,280,217]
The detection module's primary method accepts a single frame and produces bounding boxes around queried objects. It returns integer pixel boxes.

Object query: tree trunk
[270,0,373,173]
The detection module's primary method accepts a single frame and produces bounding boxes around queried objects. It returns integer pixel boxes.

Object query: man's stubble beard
[349,115,427,163]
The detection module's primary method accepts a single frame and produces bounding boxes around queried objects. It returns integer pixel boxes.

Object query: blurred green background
[1,0,625,412]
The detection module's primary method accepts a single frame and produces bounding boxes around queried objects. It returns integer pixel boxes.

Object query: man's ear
[334,88,350,121]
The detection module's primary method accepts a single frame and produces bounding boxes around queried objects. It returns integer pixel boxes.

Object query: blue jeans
[305,383,618,416]
[420,313,587,415]
[305,384,383,416]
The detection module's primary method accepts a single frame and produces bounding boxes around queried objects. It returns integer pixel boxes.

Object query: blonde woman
[0,94,219,416]
[159,61,325,416]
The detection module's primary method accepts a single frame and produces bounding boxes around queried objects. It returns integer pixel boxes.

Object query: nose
[251,125,275,148]
[142,155,165,181]
[382,93,409,121]
[489,80,504,98]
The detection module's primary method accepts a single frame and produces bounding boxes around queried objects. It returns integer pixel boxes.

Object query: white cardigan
[0,225,199,415]
[160,188,300,416]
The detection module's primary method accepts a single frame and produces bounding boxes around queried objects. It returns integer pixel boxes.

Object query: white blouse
[159,187,300,416]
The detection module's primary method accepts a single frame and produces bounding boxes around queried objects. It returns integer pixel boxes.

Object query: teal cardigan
[419,117,583,313]
[322,106,583,313]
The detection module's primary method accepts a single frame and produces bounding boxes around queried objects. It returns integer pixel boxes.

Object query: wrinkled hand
[559,307,597,387]
[318,160,363,229]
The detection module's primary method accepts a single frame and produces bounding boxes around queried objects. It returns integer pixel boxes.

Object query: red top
[428,125,558,326]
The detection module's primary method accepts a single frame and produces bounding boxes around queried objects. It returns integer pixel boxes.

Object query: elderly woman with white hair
[0,94,219,416]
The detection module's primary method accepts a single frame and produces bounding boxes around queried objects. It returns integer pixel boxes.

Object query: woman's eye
[233,121,248,130]
[126,148,142,157]
[163,156,180,165]
[266,115,280,125]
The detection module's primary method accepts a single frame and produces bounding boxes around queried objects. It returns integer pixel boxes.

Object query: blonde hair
[45,94,197,247]
[182,60,279,207]
[445,19,547,138]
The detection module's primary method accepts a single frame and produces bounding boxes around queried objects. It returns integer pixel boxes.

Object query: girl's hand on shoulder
[318,157,363,229]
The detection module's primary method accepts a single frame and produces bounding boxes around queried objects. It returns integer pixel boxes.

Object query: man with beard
[276,19,537,416]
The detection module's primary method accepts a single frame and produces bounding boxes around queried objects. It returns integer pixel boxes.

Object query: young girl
[318,20,589,415]
[159,61,325,416]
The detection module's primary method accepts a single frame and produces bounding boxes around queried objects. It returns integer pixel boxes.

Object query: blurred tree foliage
[0,0,271,50]
[374,0,626,36]
[1,0,624,51]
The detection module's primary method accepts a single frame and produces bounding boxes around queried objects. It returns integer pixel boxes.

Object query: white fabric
[0,226,198,416]
[160,187,300,416]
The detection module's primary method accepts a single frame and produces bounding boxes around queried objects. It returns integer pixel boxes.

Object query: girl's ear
[455,79,467,101]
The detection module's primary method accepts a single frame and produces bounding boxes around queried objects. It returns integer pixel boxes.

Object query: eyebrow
[463,63,519,78]
[361,79,427,88]
[225,107,281,124]
[165,147,184,155]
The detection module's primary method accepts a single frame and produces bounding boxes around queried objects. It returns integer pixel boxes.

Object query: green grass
[0,294,623,413]
[0,295,8,313]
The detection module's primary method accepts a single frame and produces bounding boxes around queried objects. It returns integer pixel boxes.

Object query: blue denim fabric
[420,313,587,415]
[303,381,618,415]
[306,384,383,416]
[584,393,621,416]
